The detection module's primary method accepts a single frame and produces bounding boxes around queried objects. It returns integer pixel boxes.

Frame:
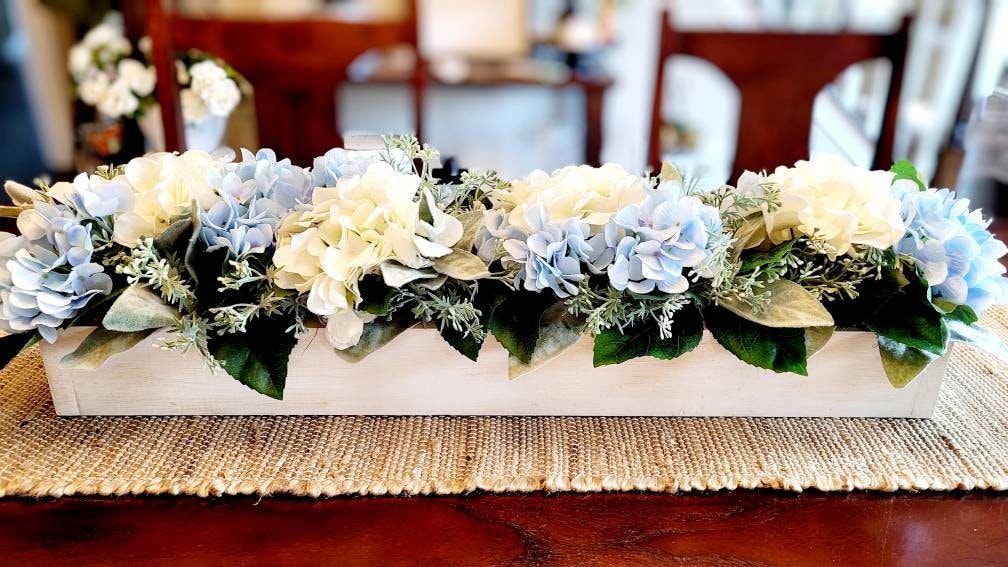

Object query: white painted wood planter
[39,326,949,418]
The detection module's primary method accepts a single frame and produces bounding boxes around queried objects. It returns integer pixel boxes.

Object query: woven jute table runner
[3,309,1008,498]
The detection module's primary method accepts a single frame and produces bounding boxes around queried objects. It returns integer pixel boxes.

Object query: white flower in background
[97,78,140,118]
[176,60,191,85]
[48,173,135,220]
[180,88,208,124]
[739,155,905,257]
[116,58,156,97]
[202,78,241,116]
[492,164,647,233]
[189,60,228,93]
[77,72,110,106]
[67,44,93,80]
[113,151,224,246]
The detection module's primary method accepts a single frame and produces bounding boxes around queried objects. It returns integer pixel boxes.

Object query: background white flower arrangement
[1,137,1007,399]
[68,12,243,128]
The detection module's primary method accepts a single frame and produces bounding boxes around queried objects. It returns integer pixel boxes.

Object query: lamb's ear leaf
[659,162,683,183]
[334,314,416,363]
[509,305,584,379]
[432,249,490,280]
[721,279,834,329]
[455,210,486,251]
[153,217,192,253]
[102,286,179,332]
[805,325,835,358]
[947,320,1008,365]
[0,331,41,369]
[878,336,939,388]
[60,328,156,370]
[4,180,40,206]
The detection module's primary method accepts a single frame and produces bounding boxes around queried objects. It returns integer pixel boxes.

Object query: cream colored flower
[273,162,466,348]
[493,164,646,231]
[180,88,208,124]
[202,78,241,116]
[325,310,376,350]
[113,151,224,246]
[117,58,156,97]
[97,78,139,118]
[77,72,110,106]
[741,155,906,258]
[189,60,228,93]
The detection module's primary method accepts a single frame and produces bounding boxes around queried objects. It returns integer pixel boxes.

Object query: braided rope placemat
[2,308,1008,498]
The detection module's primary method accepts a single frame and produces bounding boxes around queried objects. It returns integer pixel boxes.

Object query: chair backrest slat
[145,0,425,165]
[647,13,911,181]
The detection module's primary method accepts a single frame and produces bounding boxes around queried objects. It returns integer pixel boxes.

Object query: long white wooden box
[39,326,949,418]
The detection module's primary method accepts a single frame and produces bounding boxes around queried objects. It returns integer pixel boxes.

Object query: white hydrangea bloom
[180,88,208,124]
[116,58,156,97]
[202,78,241,116]
[113,151,225,246]
[77,72,110,106]
[188,60,228,93]
[492,164,647,232]
[96,77,139,118]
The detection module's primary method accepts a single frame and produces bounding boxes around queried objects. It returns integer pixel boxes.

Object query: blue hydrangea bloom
[501,204,598,298]
[893,181,1008,315]
[596,181,723,294]
[0,203,112,342]
[310,147,411,188]
[212,148,314,210]
[199,194,285,257]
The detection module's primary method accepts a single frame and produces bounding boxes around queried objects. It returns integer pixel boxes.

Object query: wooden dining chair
[647,13,911,180]
[145,0,425,166]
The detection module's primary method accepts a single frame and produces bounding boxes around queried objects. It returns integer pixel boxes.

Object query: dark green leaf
[153,218,193,254]
[826,264,906,328]
[890,159,926,191]
[486,288,557,364]
[867,269,947,355]
[209,318,299,400]
[509,305,584,379]
[704,306,808,375]
[593,303,703,367]
[358,275,396,316]
[438,325,484,362]
[0,332,41,369]
[739,240,795,274]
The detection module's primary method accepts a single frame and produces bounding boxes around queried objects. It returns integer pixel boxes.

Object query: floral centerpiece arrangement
[1,137,1006,399]
[68,12,242,141]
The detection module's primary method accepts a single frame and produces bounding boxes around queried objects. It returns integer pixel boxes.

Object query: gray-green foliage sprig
[114,237,197,310]
[395,281,487,342]
[566,278,691,339]
[158,313,222,372]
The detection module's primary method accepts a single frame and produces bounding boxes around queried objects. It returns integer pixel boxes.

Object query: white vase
[136,104,228,153]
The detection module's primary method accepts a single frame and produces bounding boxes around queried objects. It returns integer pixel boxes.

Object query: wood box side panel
[40,327,946,417]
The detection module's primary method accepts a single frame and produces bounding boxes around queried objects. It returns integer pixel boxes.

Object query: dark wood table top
[2,490,1006,565]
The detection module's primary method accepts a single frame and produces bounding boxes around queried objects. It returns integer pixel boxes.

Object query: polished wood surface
[1,491,1006,565]
[647,14,910,180]
[145,0,426,165]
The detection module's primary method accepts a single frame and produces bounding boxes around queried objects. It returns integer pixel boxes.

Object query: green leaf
[209,319,299,400]
[890,159,926,191]
[334,314,416,363]
[432,249,490,280]
[592,303,703,367]
[0,331,41,369]
[947,320,1008,365]
[705,306,808,375]
[866,271,947,355]
[730,215,769,258]
[721,279,834,328]
[60,328,156,370]
[438,325,484,362]
[358,275,396,316]
[508,304,584,379]
[487,290,557,364]
[805,325,835,358]
[153,218,192,253]
[878,336,939,388]
[379,261,436,288]
[738,240,794,274]
[944,304,979,326]
[102,286,179,332]
[827,264,907,328]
